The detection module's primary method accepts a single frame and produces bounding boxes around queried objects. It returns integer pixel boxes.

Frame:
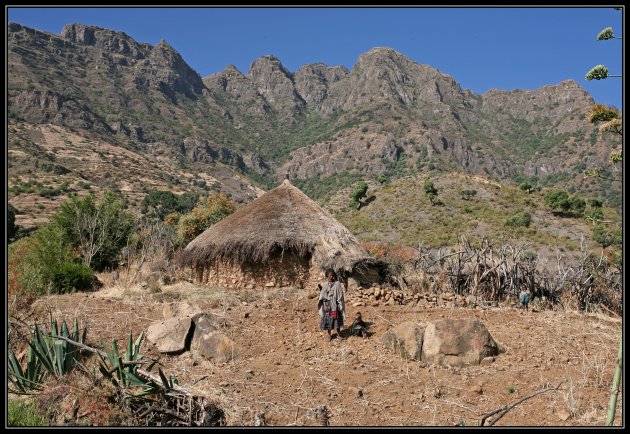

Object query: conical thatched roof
[178,180,374,272]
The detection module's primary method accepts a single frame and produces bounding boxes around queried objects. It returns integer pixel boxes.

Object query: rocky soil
[15,279,622,427]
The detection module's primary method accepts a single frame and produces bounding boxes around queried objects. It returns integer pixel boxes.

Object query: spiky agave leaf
[54,340,65,376]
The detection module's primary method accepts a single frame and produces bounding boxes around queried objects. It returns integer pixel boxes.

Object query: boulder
[191,312,219,334]
[146,317,192,353]
[190,312,233,361]
[422,317,499,367]
[380,321,425,360]
[190,329,235,363]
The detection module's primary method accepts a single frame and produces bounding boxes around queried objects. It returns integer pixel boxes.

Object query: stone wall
[193,254,323,290]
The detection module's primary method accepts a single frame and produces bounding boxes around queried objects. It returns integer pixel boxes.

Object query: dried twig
[478,382,564,426]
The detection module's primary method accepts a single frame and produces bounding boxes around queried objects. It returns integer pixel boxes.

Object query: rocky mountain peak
[246,55,305,116]
[224,64,245,76]
[247,55,293,80]
[294,63,349,106]
[359,46,407,60]
[60,23,149,59]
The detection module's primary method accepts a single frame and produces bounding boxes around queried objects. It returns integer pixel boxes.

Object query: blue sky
[7,6,623,109]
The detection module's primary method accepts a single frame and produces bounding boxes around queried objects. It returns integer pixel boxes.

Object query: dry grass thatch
[178,180,375,273]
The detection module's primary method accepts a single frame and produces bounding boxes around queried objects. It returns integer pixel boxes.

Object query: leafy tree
[141,190,200,221]
[53,192,136,270]
[519,182,534,194]
[177,193,237,244]
[349,181,369,209]
[544,190,585,217]
[424,179,439,205]
[141,190,178,220]
[567,195,586,217]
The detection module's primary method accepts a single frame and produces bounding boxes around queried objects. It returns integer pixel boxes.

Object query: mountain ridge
[8,22,622,232]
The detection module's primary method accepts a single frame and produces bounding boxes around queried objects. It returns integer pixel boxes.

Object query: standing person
[318,269,346,341]
[519,289,531,313]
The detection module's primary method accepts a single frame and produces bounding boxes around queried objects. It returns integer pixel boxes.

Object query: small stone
[244,312,250,318]
[219,381,229,387]
[469,384,483,394]
[557,410,571,421]
[480,356,495,365]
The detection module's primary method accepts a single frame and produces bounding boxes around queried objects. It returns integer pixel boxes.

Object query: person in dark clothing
[519,290,531,312]
[349,312,369,339]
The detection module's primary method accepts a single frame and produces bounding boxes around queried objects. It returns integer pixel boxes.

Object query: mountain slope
[8,22,622,232]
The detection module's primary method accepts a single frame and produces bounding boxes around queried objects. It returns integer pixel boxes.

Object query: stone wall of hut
[193,254,325,290]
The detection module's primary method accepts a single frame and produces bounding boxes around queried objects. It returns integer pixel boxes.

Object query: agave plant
[98,331,174,397]
[8,317,87,393]
[8,344,45,394]
[28,318,87,377]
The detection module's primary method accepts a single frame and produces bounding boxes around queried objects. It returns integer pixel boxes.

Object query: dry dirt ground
[17,280,623,427]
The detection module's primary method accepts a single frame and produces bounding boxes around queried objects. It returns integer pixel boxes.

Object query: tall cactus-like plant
[8,317,87,393]
[98,331,171,397]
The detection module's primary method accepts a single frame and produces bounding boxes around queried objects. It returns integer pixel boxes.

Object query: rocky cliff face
[8,22,620,210]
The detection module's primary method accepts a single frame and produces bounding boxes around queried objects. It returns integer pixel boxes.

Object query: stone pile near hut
[347,286,497,309]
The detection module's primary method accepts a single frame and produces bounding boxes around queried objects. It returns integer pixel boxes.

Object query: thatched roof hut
[178,179,381,289]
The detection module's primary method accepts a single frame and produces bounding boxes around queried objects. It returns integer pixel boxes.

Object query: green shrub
[350,181,368,203]
[424,179,438,205]
[544,190,585,217]
[593,225,622,248]
[177,193,237,244]
[15,225,94,296]
[53,262,94,293]
[505,212,532,228]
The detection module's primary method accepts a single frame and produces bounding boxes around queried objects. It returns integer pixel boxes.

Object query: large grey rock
[190,311,233,361]
[191,312,218,334]
[190,329,235,363]
[146,317,192,354]
[380,321,425,360]
[422,317,499,367]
